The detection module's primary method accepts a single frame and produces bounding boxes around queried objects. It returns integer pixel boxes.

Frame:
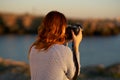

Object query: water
[0,35,120,67]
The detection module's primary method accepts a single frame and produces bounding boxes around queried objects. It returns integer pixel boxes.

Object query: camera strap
[72,42,79,80]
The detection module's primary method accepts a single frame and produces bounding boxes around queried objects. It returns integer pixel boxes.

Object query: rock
[79,63,120,79]
[0,58,4,63]
[0,57,30,80]
[105,63,120,78]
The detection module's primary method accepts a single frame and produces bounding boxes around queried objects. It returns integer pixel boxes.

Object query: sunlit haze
[0,0,120,19]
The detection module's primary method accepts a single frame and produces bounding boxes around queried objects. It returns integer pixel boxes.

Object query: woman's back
[29,44,76,80]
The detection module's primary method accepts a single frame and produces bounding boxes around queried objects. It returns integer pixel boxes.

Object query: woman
[29,11,82,80]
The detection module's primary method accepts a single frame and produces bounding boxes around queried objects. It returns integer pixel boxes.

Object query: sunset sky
[0,0,120,19]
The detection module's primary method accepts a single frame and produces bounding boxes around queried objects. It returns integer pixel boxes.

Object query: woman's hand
[71,30,82,53]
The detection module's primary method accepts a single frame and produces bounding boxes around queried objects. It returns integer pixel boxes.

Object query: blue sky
[0,0,120,19]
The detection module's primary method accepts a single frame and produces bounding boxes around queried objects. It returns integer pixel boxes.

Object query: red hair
[32,11,67,50]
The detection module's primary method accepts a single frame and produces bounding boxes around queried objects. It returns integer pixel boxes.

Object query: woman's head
[34,11,67,50]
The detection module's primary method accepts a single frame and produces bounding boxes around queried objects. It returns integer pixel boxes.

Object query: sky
[0,0,120,19]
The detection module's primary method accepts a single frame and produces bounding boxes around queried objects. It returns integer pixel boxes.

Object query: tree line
[0,12,120,36]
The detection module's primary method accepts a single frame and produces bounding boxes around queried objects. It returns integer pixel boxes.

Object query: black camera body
[66,23,83,40]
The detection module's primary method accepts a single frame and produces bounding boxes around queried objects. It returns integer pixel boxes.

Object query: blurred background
[0,0,120,80]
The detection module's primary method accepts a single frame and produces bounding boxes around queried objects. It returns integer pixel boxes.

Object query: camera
[65,23,83,40]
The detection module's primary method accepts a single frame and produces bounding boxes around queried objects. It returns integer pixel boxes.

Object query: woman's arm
[72,30,82,77]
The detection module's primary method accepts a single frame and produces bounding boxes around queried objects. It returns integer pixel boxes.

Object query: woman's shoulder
[53,44,69,49]
[53,44,73,62]
[53,44,72,54]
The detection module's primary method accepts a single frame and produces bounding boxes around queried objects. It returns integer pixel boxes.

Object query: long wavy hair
[30,11,67,51]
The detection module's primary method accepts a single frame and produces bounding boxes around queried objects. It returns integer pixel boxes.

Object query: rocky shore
[78,64,120,80]
[0,57,30,80]
[0,57,120,80]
